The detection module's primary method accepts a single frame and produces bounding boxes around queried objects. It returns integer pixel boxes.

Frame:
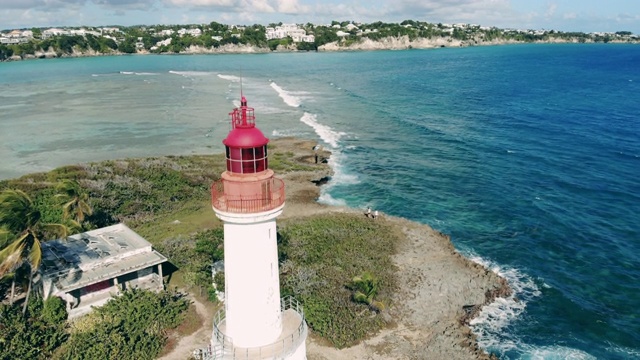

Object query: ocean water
[1,44,639,359]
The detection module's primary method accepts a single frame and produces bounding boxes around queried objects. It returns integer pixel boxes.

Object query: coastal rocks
[318,35,465,51]
[33,47,65,59]
[270,135,512,360]
[183,44,270,54]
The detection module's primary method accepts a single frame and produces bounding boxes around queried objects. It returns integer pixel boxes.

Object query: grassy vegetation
[278,213,400,348]
[268,149,318,173]
[1,144,401,351]
[53,289,189,360]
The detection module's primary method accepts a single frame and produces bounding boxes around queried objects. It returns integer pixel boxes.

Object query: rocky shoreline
[271,138,511,359]
[3,34,638,62]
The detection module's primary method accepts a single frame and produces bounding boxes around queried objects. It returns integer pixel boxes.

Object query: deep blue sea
[1,44,639,359]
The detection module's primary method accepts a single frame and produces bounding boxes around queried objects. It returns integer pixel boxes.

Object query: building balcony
[211,177,285,214]
[196,296,307,359]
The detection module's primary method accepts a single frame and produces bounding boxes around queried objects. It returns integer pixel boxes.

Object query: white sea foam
[270,82,301,107]
[523,346,597,359]
[299,112,344,149]
[296,113,359,206]
[271,129,309,138]
[605,343,640,358]
[217,74,241,82]
[169,70,214,77]
[466,254,542,351]
[463,257,593,359]
[118,71,158,76]
[317,150,360,206]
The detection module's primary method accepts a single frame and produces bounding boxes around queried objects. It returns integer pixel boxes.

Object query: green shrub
[0,297,68,360]
[278,213,399,348]
[54,289,189,360]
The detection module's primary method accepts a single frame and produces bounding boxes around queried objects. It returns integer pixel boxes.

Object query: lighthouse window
[225,146,268,174]
[227,147,243,173]
[242,148,256,173]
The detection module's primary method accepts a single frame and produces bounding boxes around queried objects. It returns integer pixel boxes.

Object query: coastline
[271,137,511,359]
[0,136,512,359]
[2,35,638,62]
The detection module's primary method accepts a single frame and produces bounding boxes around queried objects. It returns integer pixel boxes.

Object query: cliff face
[319,35,464,51]
[318,34,637,51]
[182,44,270,54]
[4,35,638,62]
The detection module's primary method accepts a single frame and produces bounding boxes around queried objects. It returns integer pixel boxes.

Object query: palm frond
[0,237,27,278]
[28,239,42,271]
[353,291,369,304]
[43,223,69,239]
[0,189,41,233]
[370,300,385,312]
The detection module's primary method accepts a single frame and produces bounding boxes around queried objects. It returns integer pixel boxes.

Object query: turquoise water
[1,45,639,359]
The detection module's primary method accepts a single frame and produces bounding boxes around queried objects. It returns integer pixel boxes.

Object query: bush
[0,297,68,360]
[53,289,189,360]
[278,213,399,348]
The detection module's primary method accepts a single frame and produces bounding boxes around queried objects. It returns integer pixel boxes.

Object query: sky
[1,0,639,34]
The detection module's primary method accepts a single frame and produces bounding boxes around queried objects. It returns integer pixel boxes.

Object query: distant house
[266,24,315,42]
[101,27,121,34]
[158,29,175,37]
[177,28,202,37]
[1,29,33,44]
[39,223,167,319]
[69,28,101,37]
[42,28,69,38]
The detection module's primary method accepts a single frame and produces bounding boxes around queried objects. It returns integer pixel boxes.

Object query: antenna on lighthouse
[240,68,243,98]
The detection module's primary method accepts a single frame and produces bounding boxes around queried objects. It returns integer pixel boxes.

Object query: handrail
[211,177,285,214]
[198,296,306,359]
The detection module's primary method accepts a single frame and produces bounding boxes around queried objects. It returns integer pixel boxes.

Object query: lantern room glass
[225,145,268,174]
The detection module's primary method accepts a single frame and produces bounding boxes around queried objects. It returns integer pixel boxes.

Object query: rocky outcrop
[182,44,270,54]
[319,35,465,51]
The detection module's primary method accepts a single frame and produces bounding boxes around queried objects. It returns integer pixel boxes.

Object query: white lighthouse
[204,95,307,359]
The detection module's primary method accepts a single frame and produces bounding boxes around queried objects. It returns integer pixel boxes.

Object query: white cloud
[545,3,557,17]
[276,0,301,13]
[0,0,638,33]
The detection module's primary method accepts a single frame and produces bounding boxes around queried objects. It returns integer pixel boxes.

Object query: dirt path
[158,295,215,360]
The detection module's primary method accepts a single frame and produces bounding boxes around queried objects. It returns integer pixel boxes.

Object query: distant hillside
[1,20,638,61]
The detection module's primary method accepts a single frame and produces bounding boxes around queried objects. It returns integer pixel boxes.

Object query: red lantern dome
[222,96,269,174]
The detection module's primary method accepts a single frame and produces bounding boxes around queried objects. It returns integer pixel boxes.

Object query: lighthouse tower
[207,96,307,359]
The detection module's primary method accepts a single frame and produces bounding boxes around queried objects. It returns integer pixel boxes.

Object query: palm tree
[350,272,385,312]
[0,189,67,315]
[55,179,93,231]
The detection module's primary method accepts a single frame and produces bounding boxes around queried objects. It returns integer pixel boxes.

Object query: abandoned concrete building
[39,223,167,318]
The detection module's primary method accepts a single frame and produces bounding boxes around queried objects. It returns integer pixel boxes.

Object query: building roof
[40,223,167,292]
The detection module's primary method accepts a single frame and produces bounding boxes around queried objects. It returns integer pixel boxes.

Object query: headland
[272,137,511,359]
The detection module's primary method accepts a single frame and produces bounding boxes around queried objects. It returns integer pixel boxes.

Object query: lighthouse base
[197,297,307,360]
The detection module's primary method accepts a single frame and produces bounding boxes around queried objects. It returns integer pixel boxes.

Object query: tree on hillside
[210,21,228,33]
[55,179,93,232]
[0,44,14,60]
[0,189,68,315]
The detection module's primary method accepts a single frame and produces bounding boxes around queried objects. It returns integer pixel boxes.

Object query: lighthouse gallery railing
[211,178,285,214]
